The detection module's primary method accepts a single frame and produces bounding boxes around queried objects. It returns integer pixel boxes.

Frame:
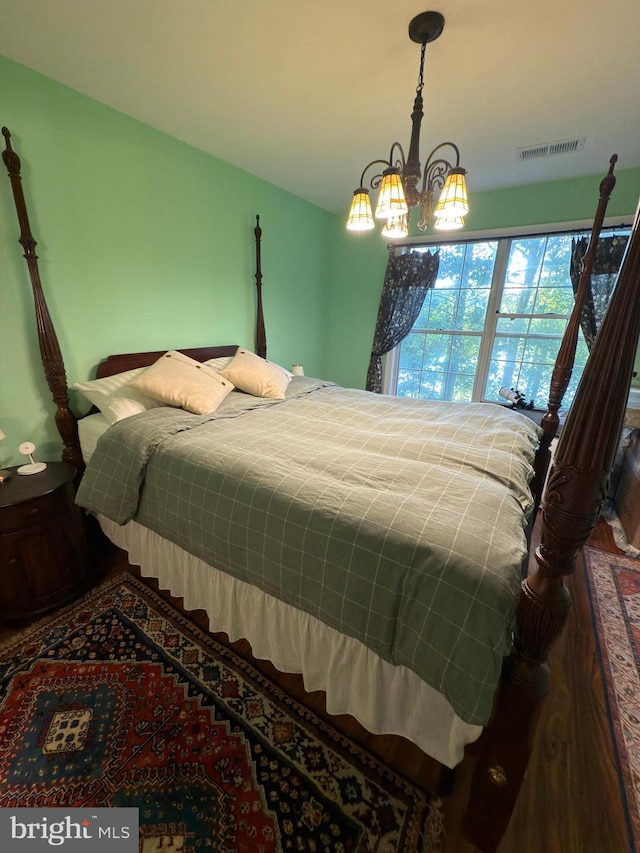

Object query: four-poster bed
[4,125,640,852]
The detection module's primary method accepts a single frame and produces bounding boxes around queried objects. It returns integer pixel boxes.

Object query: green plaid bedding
[76,377,541,726]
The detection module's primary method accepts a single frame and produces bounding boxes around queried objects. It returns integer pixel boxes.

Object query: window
[389,227,629,410]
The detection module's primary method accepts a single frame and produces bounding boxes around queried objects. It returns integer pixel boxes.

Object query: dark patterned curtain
[366,249,440,393]
[570,234,628,350]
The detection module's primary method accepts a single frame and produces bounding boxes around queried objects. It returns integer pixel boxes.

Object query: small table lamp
[0,429,11,483]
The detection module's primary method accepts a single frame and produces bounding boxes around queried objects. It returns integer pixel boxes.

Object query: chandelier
[346,11,469,239]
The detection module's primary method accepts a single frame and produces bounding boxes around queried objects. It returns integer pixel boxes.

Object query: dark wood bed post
[254,214,267,359]
[465,182,640,851]
[1,127,84,477]
[531,155,618,505]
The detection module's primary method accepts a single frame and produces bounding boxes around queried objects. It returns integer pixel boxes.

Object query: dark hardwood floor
[0,519,632,852]
[444,519,632,853]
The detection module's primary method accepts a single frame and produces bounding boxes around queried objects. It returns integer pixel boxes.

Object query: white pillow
[203,356,233,371]
[218,349,291,399]
[106,396,159,422]
[73,368,162,425]
[128,350,235,415]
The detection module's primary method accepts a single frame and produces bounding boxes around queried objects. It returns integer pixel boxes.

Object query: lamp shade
[347,188,375,231]
[434,167,469,221]
[434,215,465,231]
[381,214,409,239]
[375,168,409,220]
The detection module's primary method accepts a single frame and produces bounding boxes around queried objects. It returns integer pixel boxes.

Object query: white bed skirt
[98,515,482,768]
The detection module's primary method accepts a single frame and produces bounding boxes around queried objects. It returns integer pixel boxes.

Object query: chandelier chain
[416,42,426,93]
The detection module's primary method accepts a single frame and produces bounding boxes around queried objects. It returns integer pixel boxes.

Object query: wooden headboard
[95,346,240,379]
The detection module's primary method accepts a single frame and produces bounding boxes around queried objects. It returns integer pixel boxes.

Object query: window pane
[461,242,498,289]
[504,238,545,290]
[423,333,452,371]
[435,244,466,288]
[538,235,574,286]
[450,373,475,402]
[496,316,530,334]
[532,286,573,315]
[529,317,567,335]
[398,333,425,369]
[522,337,563,367]
[418,241,496,335]
[396,332,480,403]
[490,335,527,363]
[396,369,422,398]
[500,287,537,314]
[426,290,457,329]
[420,371,446,400]
[451,335,482,374]
[485,336,527,403]
[455,289,490,331]
[486,335,562,408]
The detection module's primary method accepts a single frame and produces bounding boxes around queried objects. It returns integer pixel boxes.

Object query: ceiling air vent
[517,136,586,161]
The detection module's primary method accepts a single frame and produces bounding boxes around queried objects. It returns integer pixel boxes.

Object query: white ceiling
[1,0,639,215]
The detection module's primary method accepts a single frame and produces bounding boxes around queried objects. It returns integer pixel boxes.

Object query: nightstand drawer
[0,483,72,534]
[0,463,88,623]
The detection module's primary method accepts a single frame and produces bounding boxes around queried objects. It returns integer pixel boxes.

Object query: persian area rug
[0,573,443,852]
[584,546,640,852]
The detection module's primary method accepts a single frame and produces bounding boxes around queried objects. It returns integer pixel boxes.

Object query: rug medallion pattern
[0,574,442,852]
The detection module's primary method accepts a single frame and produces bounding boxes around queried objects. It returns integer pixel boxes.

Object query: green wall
[325,167,640,390]
[0,55,332,467]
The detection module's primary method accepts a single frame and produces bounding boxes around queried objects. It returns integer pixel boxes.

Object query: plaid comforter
[76,377,541,725]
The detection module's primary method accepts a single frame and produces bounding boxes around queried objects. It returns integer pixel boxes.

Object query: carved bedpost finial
[600,154,618,197]
[1,127,20,175]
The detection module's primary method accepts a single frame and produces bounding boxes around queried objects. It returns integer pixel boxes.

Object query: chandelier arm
[358,158,394,190]
[422,158,453,193]
[388,142,407,174]
[425,141,461,167]
[419,142,461,194]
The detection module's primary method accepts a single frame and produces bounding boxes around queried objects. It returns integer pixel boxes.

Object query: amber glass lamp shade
[434,215,465,231]
[347,188,375,231]
[381,215,409,239]
[375,168,409,220]
[434,167,469,221]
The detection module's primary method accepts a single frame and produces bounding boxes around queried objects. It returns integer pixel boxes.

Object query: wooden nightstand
[0,461,89,623]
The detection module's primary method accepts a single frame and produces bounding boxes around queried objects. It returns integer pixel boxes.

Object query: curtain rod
[389,220,633,253]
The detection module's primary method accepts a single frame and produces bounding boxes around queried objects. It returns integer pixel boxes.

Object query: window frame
[383,217,631,402]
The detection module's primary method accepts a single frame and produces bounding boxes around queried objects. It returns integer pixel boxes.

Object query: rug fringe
[422,797,445,853]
